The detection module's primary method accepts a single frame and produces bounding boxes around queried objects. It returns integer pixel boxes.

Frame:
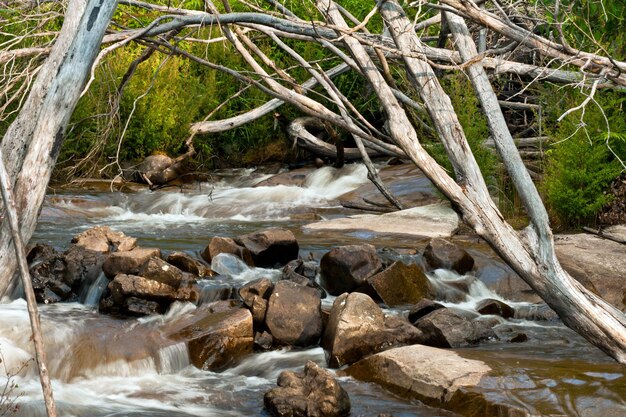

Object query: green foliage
[542,89,626,226]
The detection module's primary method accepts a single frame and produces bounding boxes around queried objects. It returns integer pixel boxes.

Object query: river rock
[367,261,434,307]
[476,298,515,319]
[407,299,445,323]
[164,303,253,371]
[124,296,162,316]
[236,228,299,267]
[108,274,178,305]
[255,330,274,350]
[167,251,213,277]
[423,238,474,275]
[27,243,60,265]
[137,154,184,185]
[102,247,162,278]
[264,361,351,417]
[322,292,423,367]
[320,244,382,295]
[138,257,184,289]
[239,278,273,326]
[282,259,326,298]
[64,245,106,289]
[413,308,496,348]
[341,345,528,417]
[202,236,254,266]
[71,226,137,253]
[555,233,626,311]
[265,280,322,347]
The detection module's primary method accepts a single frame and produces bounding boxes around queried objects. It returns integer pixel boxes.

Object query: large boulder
[71,226,137,253]
[322,292,423,367]
[138,257,184,289]
[202,236,254,266]
[367,261,434,307]
[342,345,530,417]
[167,251,213,277]
[320,244,382,296]
[265,280,322,347]
[413,308,496,348]
[423,238,474,275]
[264,361,351,417]
[163,303,253,371]
[555,234,626,311]
[236,228,299,267]
[102,247,162,278]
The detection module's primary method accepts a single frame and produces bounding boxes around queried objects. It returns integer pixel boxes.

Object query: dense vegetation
[1,0,625,227]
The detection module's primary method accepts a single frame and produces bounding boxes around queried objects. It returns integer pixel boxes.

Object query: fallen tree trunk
[0,0,119,297]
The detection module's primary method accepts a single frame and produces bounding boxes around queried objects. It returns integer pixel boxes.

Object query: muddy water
[1,163,625,416]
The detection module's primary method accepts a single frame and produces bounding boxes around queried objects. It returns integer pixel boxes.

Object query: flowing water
[1,164,624,416]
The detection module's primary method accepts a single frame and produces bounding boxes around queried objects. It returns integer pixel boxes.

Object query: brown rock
[264,361,351,417]
[476,298,515,319]
[167,251,213,277]
[414,308,495,348]
[202,236,254,266]
[423,238,474,275]
[124,297,163,316]
[138,257,184,289]
[239,278,274,307]
[71,226,137,253]
[320,244,382,296]
[322,293,423,368]
[102,247,162,278]
[368,261,434,307]
[163,304,253,371]
[108,274,178,304]
[265,280,322,347]
[236,228,299,267]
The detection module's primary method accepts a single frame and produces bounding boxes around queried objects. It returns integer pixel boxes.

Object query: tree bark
[0,0,119,297]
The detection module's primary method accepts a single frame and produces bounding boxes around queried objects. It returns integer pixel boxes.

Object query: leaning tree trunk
[0,0,119,297]
[318,0,626,362]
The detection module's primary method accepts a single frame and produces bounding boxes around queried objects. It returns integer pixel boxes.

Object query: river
[0,164,624,416]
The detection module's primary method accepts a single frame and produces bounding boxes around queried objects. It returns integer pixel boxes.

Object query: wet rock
[367,261,434,307]
[342,345,527,417]
[39,288,63,304]
[236,228,299,267]
[474,254,541,303]
[124,296,162,316]
[108,274,178,305]
[407,299,445,323]
[239,278,274,307]
[71,226,137,253]
[164,304,253,371]
[27,243,59,265]
[476,298,515,319]
[202,236,254,266]
[64,245,106,289]
[102,247,162,279]
[198,282,238,304]
[210,253,250,277]
[414,308,495,348]
[509,333,528,343]
[322,292,423,368]
[174,278,201,304]
[282,260,326,299]
[167,251,213,277]
[138,257,184,289]
[264,361,350,417]
[320,244,382,296]
[255,331,273,350]
[423,238,474,275]
[136,154,184,185]
[514,303,559,321]
[265,280,322,347]
[30,254,68,303]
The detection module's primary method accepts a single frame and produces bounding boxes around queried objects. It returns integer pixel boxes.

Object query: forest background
[1,0,625,227]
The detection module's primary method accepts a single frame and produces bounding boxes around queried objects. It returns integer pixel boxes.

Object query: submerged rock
[265,280,322,347]
[236,228,299,267]
[264,361,351,417]
[342,345,530,417]
[164,303,253,371]
[320,244,382,296]
[367,261,434,307]
[322,292,422,367]
[423,238,474,275]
